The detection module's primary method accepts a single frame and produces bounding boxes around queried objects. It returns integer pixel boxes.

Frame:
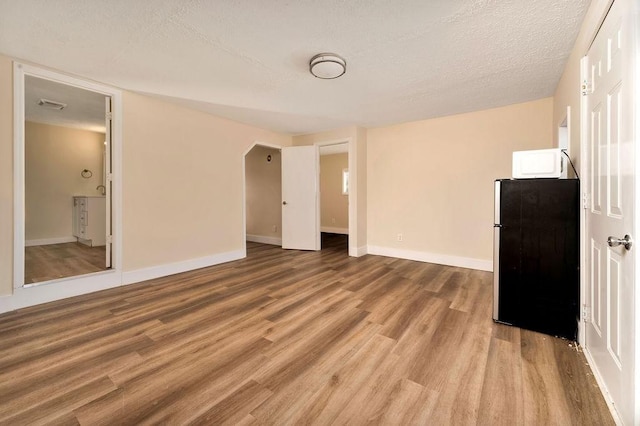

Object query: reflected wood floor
[25,242,107,284]
[0,235,613,425]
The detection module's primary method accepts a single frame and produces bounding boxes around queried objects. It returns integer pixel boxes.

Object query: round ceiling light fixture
[309,53,346,79]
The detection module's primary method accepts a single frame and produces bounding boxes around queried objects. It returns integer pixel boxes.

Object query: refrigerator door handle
[493,226,500,320]
[493,180,501,321]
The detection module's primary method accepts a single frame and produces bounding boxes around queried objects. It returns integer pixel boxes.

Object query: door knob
[282,201,287,205]
[607,234,633,250]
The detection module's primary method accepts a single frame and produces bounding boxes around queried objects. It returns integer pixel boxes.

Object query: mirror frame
[13,62,123,289]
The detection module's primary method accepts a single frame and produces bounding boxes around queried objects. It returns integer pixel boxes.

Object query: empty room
[0,0,638,424]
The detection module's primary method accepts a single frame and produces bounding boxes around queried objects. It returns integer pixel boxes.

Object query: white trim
[0,270,122,314]
[347,139,357,257]
[321,226,349,235]
[13,62,25,288]
[25,236,77,247]
[582,346,623,425]
[350,245,368,257]
[0,249,245,314]
[367,245,493,272]
[246,234,282,246]
[13,62,123,290]
[122,250,244,286]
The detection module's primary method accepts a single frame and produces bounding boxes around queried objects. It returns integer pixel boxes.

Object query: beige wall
[122,91,291,271]
[367,98,553,263]
[553,0,612,173]
[0,55,12,295]
[320,153,348,231]
[0,53,292,296]
[25,121,105,241]
[0,19,598,295]
[245,145,282,240]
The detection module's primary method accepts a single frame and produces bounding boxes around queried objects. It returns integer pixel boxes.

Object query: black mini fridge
[493,179,580,340]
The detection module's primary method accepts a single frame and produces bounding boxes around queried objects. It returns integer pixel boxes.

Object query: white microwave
[512,148,565,179]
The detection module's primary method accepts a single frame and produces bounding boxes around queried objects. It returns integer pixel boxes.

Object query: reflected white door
[584,0,636,423]
[281,146,320,250]
[104,97,112,268]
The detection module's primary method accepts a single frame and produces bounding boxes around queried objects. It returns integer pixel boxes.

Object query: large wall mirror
[19,73,113,285]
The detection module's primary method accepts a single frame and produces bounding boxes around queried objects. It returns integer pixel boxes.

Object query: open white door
[281,146,320,250]
[105,96,112,268]
[583,0,636,423]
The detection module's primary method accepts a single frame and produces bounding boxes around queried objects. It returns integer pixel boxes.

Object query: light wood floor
[25,242,107,284]
[0,234,613,425]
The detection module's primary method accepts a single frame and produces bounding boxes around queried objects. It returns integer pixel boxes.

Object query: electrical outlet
[272,225,277,232]
[332,217,336,224]
[397,233,403,242]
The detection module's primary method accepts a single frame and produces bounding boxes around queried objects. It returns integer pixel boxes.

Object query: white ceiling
[0,1,590,135]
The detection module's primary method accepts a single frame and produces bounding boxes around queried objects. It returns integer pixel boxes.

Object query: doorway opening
[319,142,349,254]
[243,143,282,256]
[243,140,353,256]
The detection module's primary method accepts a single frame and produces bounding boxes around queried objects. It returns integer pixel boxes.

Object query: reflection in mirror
[24,75,112,284]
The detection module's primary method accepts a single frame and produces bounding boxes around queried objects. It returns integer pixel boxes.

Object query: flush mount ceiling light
[38,98,67,110]
[309,53,346,79]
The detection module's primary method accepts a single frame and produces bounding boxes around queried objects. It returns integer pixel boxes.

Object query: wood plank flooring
[25,242,107,284]
[0,234,613,425]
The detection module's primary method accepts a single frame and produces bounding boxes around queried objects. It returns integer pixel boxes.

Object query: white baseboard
[321,226,349,235]
[246,234,282,246]
[122,249,245,285]
[349,245,368,257]
[582,346,623,424]
[0,249,245,314]
[366,245,492,272]
[25,236,76,247]
[0,270,122,314]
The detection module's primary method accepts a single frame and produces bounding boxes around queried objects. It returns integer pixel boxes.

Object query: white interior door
[584,0,636,423]
[281,146,320,250]
[104,96,112,268]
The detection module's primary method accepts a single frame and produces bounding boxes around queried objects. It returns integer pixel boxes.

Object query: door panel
[584,0,635,423]
[590,240,602,336]
[281,146,320,250]
[591,103,603,213]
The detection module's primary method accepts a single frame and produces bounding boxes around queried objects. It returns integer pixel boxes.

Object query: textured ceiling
[25,76,106,133]
[0,0,590,135]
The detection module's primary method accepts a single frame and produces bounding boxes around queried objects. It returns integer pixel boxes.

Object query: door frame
[241,139,356,256]
[12,63,123,293]
[315,138,353,254]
